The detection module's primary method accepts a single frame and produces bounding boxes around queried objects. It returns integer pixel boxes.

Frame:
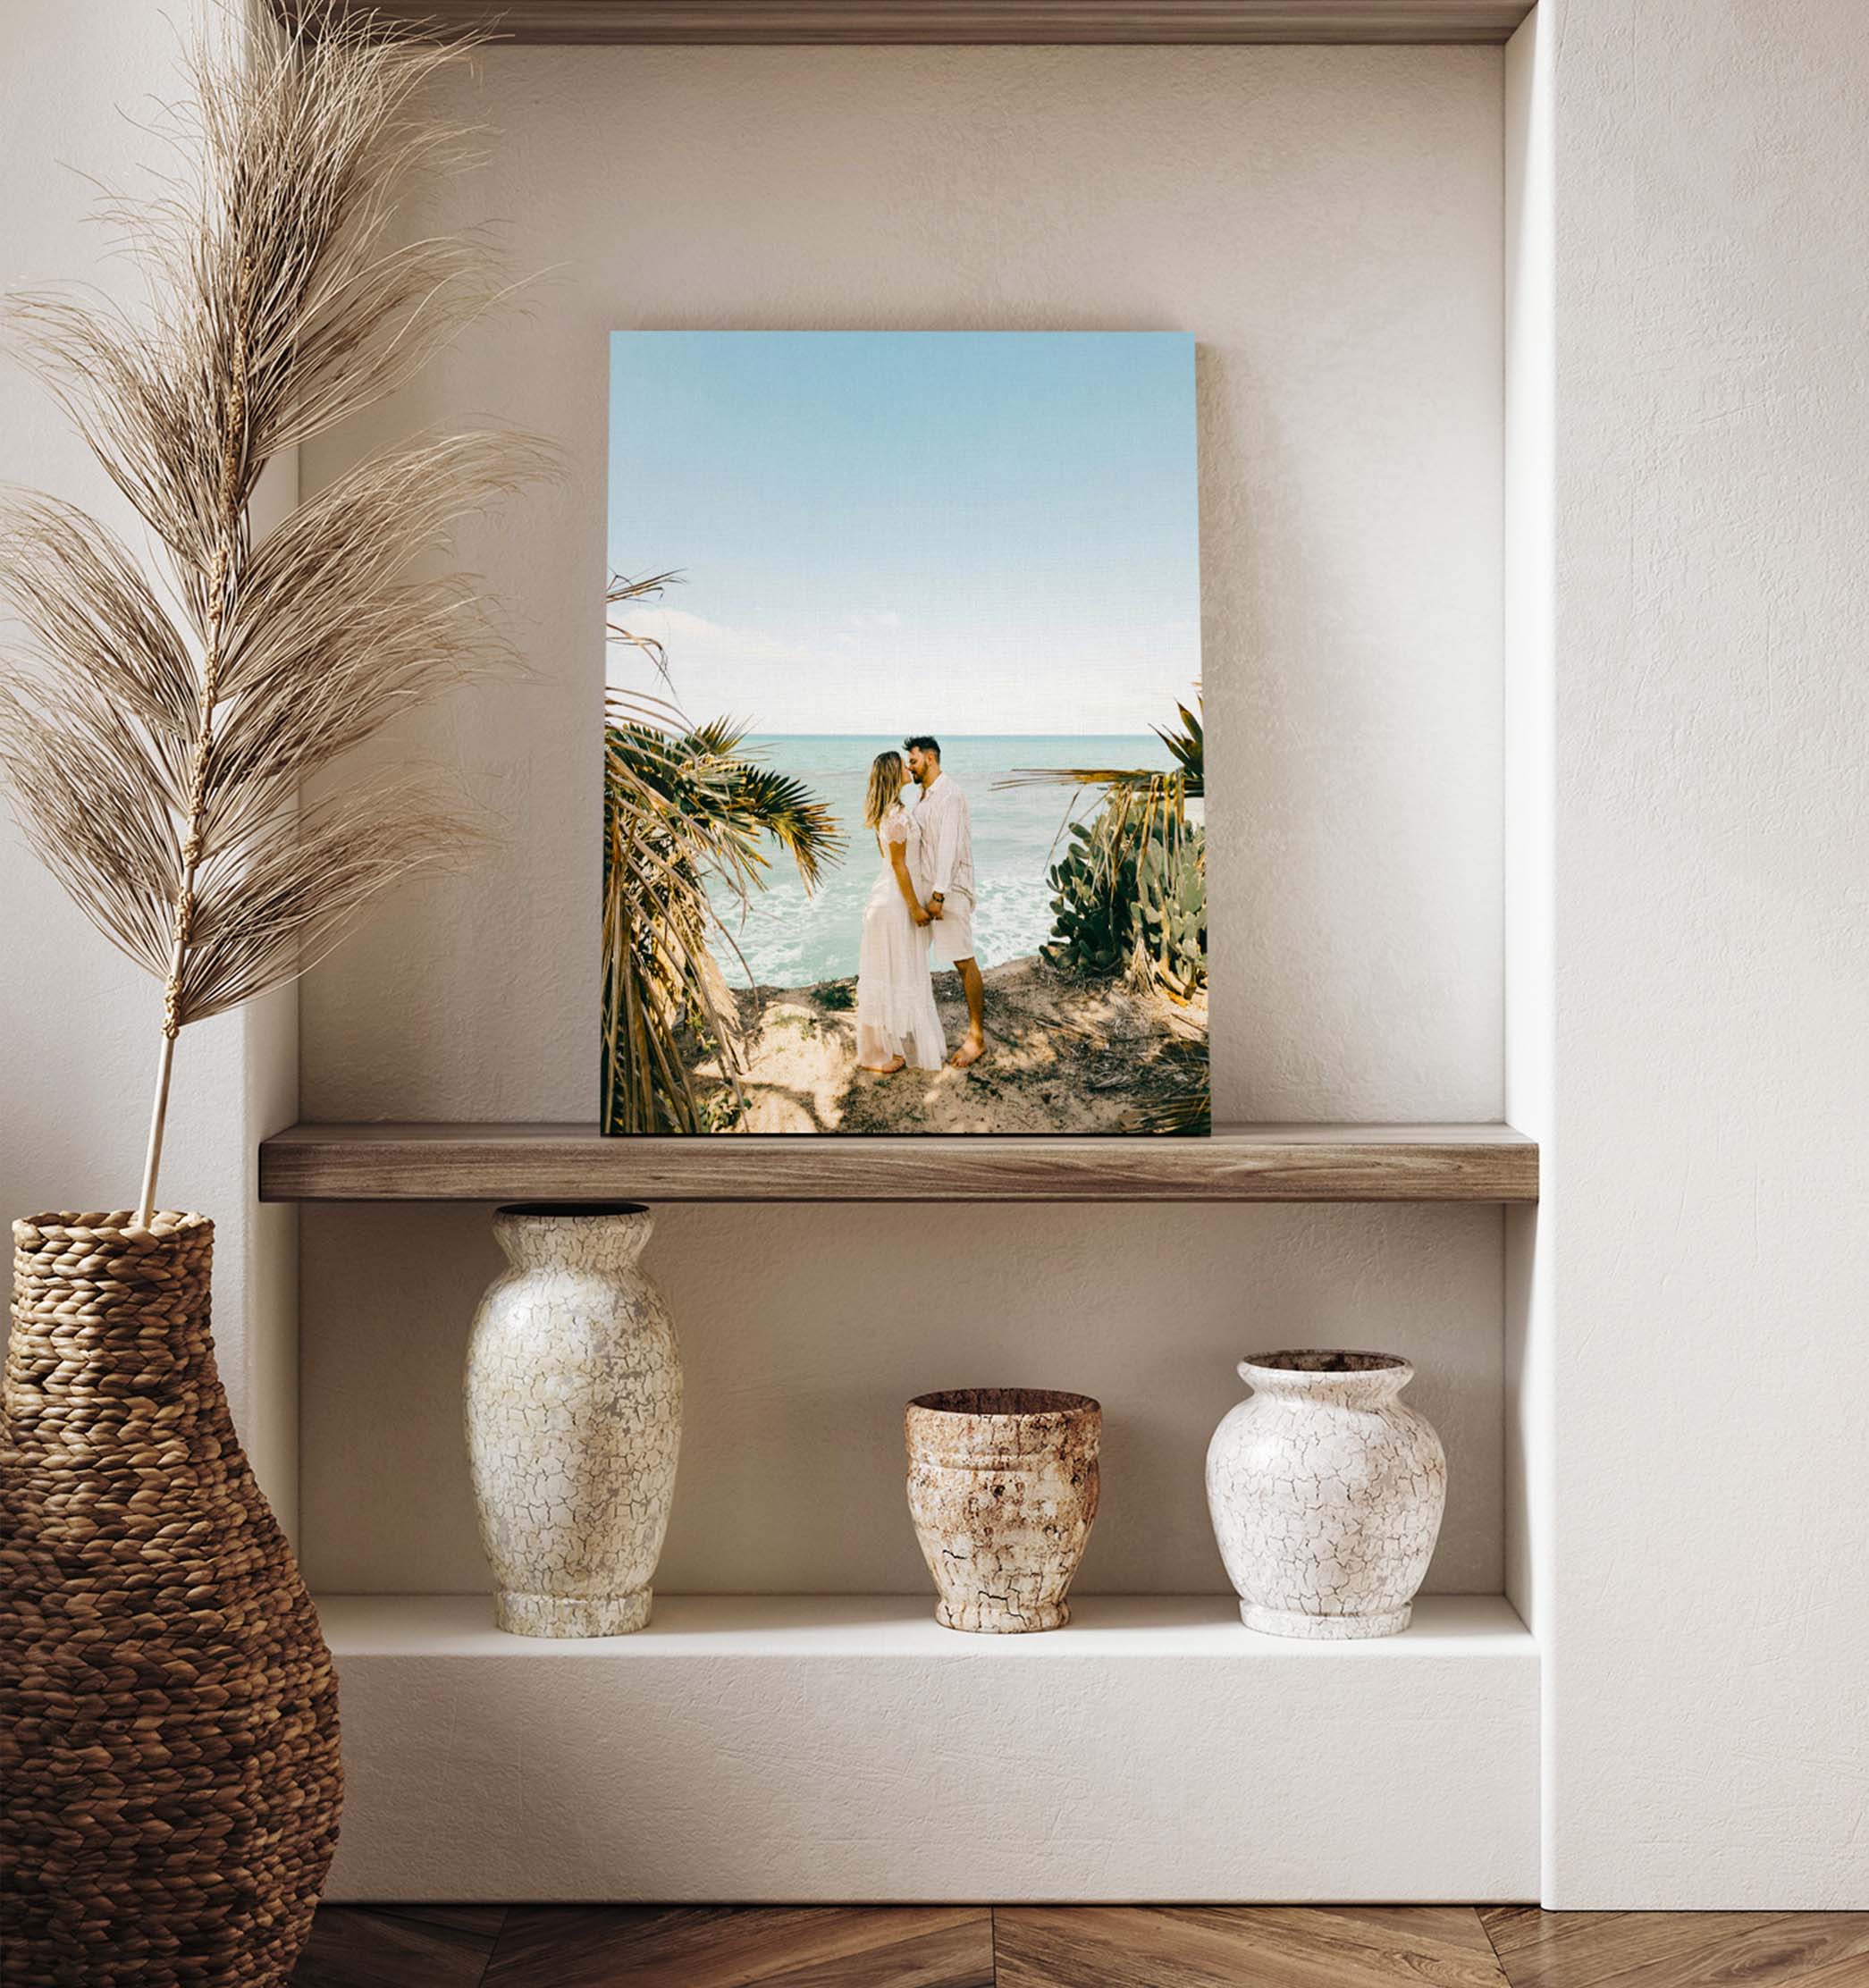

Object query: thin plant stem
[135,1029,178,1230]
[138,253,249,1225]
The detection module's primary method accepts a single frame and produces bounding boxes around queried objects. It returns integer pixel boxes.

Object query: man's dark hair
[904,735,941,759]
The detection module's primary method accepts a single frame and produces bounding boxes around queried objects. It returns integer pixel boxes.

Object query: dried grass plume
[0,8,549,1224]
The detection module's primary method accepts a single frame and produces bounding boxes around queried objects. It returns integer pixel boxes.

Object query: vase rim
[1240,1349,1411,1380]
[908,1387,1100,1421]
[13,1209,212,1243]
[494,1201,652,1219]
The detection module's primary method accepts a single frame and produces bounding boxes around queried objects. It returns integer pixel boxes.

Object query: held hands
[912,905,932,927]
[926,896,946,921]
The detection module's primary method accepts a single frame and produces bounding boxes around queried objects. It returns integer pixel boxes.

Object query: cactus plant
[1004,694,1207,1002]
[1045,803,1205,996]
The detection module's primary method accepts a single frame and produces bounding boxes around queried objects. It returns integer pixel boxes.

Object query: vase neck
[493,1204,653,1274]
[1237,1351,1412,1407]
[7,1211,222,1402]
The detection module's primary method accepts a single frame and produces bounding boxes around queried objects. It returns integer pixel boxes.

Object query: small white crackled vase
[1206,1350,1445,1639]
[465,1202,681,1637]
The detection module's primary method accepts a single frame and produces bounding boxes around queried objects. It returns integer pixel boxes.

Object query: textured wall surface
[304,1199,1505,1596]
[294,44,1509,1594]
[1546,0,1869,1908]
[1502,0,1554,1666]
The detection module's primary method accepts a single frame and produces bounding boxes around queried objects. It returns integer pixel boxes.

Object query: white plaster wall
[297,46,1511,1597]
[1503,2,1557,1896]
[0,0,300,1527]
[305,1198,1506,1596]
[1502,4,1554,1650]
[1546,0,1869,1908]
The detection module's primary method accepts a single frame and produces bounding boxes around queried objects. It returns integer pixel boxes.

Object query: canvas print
[602,331,1205,1135]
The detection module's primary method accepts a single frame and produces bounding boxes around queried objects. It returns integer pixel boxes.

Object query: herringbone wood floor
[293,1903,1869,1986]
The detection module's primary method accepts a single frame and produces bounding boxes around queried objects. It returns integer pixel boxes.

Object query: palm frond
[714,761,844,891]
[607,569,680,682]
[0,11,545,1221]
[1154,701,1203,790]
[602,744,750,1137]
[635,717,843,894]
[998,693,1204,801]
[599,684,845,1132]
[1126,1084,1213,1135]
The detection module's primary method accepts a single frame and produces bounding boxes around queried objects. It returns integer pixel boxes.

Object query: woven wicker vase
[0,1212,342,1987]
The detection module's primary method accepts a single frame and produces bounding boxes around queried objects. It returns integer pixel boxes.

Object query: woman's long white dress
[855,807,947,1071]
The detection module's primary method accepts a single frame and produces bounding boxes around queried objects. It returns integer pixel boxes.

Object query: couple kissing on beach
[854,737,988,1074]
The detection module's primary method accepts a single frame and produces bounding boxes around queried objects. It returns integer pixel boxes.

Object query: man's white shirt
[913,775,975,907]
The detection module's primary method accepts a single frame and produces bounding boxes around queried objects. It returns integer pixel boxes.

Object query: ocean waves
[690,735,1170,990]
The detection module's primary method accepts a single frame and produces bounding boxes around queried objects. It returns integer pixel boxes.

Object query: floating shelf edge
[259,1122,1537,1203]
[274,4,1539,51]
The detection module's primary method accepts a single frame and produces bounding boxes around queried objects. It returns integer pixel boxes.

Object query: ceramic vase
[465,1201,681,1637]
[1206,1350,1445,1639]
[0,1212,342,1987]
[905,1388,1100,1632]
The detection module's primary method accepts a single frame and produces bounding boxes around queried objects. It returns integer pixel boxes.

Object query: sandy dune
[697,955,1206,1134]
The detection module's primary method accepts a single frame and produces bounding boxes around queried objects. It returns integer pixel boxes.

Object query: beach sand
[697,955,1207,1134]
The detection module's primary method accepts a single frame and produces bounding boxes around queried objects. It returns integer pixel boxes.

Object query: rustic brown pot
[905,1388,1101,1632]
[0,1213,342,1986]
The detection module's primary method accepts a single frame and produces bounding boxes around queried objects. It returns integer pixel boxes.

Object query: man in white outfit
[905,736,986,1067]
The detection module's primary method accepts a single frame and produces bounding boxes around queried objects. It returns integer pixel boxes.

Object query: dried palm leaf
[0,9,547,1223]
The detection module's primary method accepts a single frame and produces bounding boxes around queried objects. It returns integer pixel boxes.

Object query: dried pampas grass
[0,8,548,1223]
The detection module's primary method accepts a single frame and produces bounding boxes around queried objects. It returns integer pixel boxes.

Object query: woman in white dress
[855,751,947,1074]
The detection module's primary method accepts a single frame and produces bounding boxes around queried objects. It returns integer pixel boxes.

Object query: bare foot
[859,1055,907,1074]
[949,1035,986,1069]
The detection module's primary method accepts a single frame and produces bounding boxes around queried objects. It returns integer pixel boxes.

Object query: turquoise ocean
[709,734,1176,990]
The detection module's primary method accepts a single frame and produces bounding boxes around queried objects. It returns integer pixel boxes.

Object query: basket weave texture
[0,1212,341,1986]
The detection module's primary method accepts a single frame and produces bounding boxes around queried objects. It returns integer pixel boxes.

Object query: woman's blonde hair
[863,750,908,840]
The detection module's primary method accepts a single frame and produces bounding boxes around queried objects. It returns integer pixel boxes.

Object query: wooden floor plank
[1780,1926,1869,1987]
[1292,1903,1507,1958]
[292,1902,1869,1988]
[479,1904,995,1988]
[377,1905,511,1938]
[1479,1908,1869,1988]
[291,1903,504,1987]
[993,1904,1509,1988]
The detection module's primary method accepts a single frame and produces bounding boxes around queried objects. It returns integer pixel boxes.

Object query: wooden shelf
[280,4,1537,48]
[259,1121,1536,1202]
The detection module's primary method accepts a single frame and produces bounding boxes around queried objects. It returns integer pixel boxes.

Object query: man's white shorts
[931,894,976,968]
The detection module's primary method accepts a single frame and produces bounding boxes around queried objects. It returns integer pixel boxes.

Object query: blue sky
[606,332,1200,736]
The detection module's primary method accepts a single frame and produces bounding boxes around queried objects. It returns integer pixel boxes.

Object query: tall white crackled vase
[465,1202,681,1636]
[1206,1350,1445,1639]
